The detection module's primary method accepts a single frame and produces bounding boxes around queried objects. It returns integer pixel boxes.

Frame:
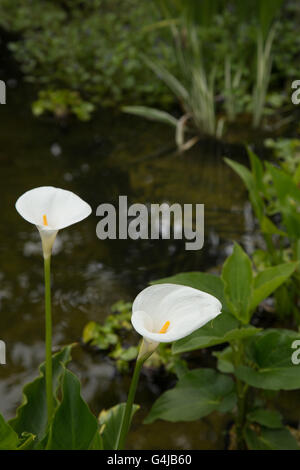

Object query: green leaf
[152,271,228,311]
[143,55,189,102]
[225,158,264,221]
[0,413,20,450]
[260,215,286,236]
[46,369,98,450]
[88,431,103,450]
[245,426,299,450]
[9,345,72,441]
[247,409,283,429]
[236,329,300,390]
[122,106,178,127]
[173,312,260,354]
[266,162,300,204]
[213,346,235,374]
[221,243,253,324]
[99,403,139,450]
[144,368,236,424]
[247,147,265,193]
[250,262,298,312]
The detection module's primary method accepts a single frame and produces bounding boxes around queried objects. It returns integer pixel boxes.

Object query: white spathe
[132,283,222,345]
[16,186,92,258]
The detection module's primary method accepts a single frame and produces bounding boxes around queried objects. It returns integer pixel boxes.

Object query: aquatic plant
[15,187,91,423]
[226,147,300,323]
[144,244,300,449]
[247,0,283,127]
[124,0,226,146]
[0,234,299,449]
[116,283,221,450]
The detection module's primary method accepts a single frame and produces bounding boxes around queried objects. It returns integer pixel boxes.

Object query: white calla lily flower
[132,283,222,348]
[117,283,222,448]
[16,186,92,258]
[15,186,92,422]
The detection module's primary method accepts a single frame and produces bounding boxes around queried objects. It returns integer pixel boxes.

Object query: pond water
[1,77,296,449]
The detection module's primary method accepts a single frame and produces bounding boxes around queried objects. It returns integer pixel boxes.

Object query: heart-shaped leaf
[9,345,72,442]
[46,368,98,450]
[144,368,236,424]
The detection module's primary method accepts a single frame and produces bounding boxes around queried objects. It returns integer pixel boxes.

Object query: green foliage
[265,138,300,174]
[245,426,299,450]
[0,413,20,450]
[247,409,283,429]
[82,300,186,374]
[226,146,300,321]
[32,89,95,121]
[250,262,299,312]
[122,106,178,128]
[99,403,139,450]
[236,329,300,391]
[46,369,99,450]
[213,346,235,374]
[124,0,292,141]
[173,313,260,354]
[0,343,143,450]
[0,0,173,117]
[222,243,253,324]
[9,345,72,442]
[0,414,35,450]
[0,0,297,128]
[82,300,133,372]
[154,246,297,329]
[147,244,299,449]
[145,368,236,424]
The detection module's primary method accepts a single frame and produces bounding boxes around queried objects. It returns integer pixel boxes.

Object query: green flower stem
[117,339,157,450]
[44,255,53,423]
[117,356,144,450]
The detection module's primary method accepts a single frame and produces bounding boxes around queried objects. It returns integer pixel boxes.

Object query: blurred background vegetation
[0,0,299,131]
